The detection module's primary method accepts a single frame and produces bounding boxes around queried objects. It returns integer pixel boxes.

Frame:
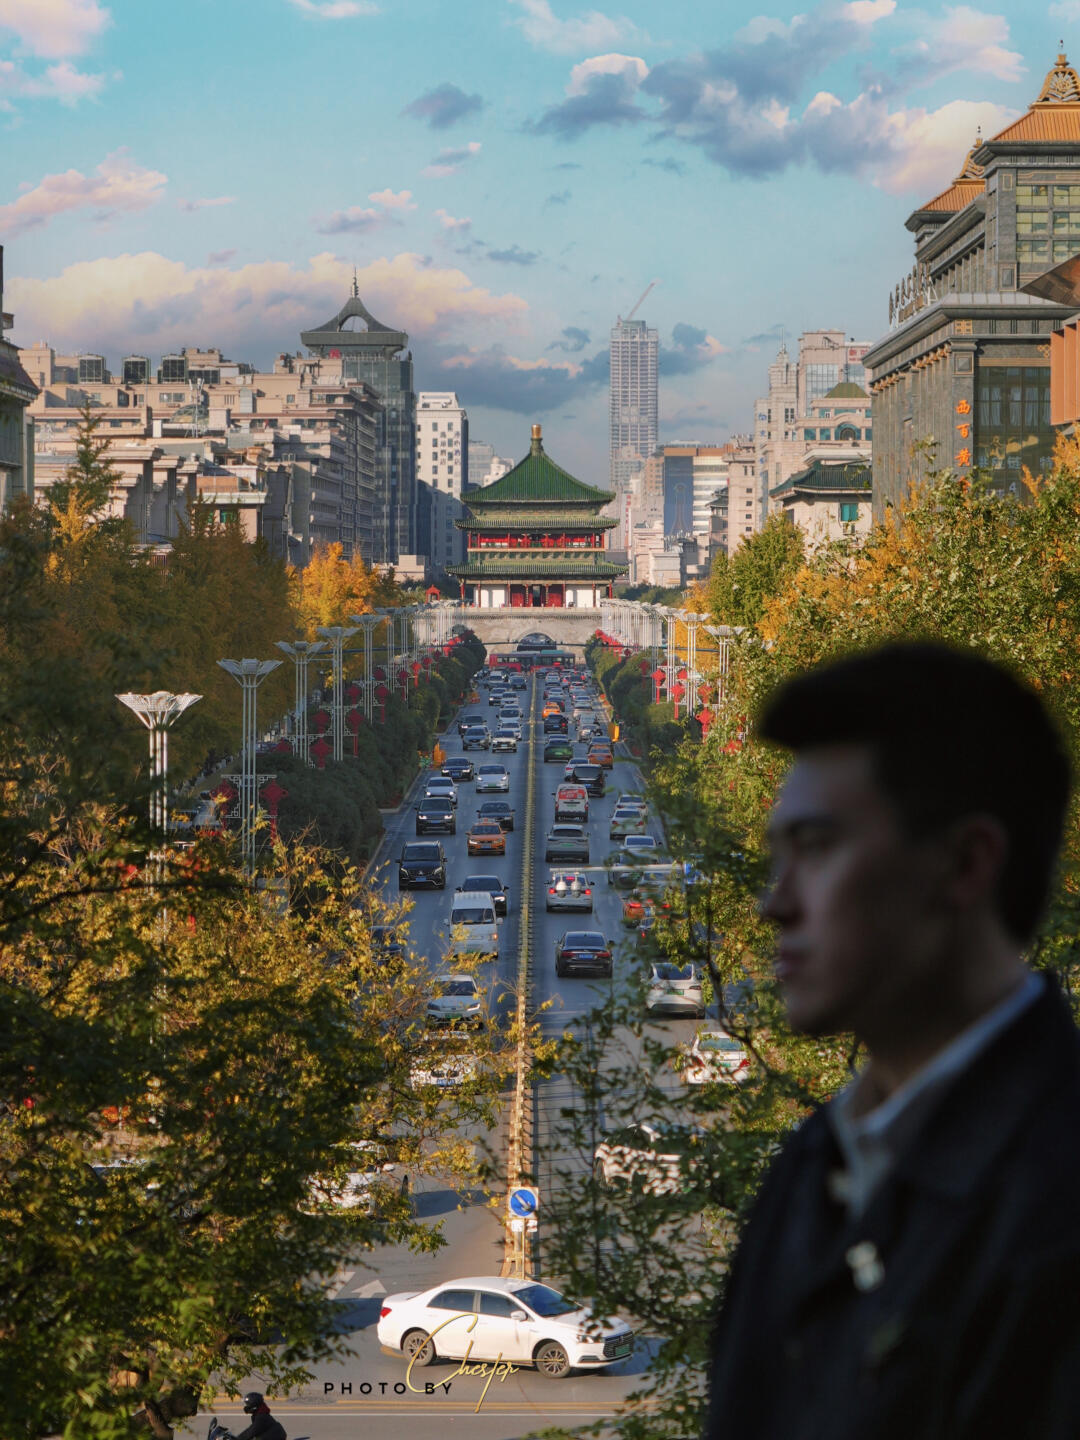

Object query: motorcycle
[207,1417,309,1440]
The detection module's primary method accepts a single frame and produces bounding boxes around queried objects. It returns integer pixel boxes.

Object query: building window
[820,429,832,440]
[803,429,816,440]
[839,502,859,523]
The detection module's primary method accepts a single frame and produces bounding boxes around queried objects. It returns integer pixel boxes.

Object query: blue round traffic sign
[509,1186,539,1217]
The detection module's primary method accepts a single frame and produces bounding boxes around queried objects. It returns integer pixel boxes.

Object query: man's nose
[759,862,796,924]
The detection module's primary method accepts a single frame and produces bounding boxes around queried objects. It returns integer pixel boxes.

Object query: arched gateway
[449,425,627,609]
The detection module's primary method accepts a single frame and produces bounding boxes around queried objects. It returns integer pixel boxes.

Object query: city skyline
[0,0,1064,480]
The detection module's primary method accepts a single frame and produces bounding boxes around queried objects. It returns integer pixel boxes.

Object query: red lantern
[671,681,686,719]
[698,706,715,739]
[260,777,288,843]
[698,682,712,706]
[345,707,363,756]
[310,736,331,770]
[312,708,330,734]
[652,666,665,705]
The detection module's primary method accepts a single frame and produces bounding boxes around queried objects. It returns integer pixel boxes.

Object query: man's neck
[854,956,1028,1112]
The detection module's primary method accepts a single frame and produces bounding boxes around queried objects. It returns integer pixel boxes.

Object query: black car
[398,841,447,890]
[372,924,406,960]
[510,674,527,690]
[543,713,569,735]
[458,874,509,916]
[477,800,515,831]
[441,756,475,781]
[415,795,456,835]
[554,930,613,978]
[457,711,486,737]
[566,763,605,797]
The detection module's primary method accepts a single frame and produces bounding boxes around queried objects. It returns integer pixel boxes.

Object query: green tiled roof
[468,433,613,506]
[449,556,627,580]
[457,511,617,530]
[771,461,872,498]
[823,381,869,399]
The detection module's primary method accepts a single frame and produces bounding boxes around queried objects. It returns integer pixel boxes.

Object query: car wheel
[535,1341,572,1380]
[403,1329,436,1367]
[437,877,446,890]
[555,960,564,977]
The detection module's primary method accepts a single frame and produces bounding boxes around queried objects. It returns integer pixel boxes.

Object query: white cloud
[0,149,166,236]
[508,0,639,55]
[1049,0,1080,19]
[877,96,1018,193]
[422,141,482,178]
[5,251,528,360]
[177,195,236,212]
[0,56,106,105]
[925,5,1023,83]
[845,0,896,23]
[315,205,388,234]
[369,187,416,210]
[286,0,378,17]
[567,52,647,94]
[0,0,110,58]
[435,208,472,231]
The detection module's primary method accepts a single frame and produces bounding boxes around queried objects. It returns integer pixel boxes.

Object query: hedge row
[584,637,694,766]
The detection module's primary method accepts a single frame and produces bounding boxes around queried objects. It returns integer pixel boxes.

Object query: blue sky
[0,0,1069,477]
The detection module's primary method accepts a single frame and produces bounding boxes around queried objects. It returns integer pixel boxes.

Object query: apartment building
[415,391,468,574]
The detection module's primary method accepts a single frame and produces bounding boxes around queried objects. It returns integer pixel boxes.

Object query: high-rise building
[467,439,513,488]
[609,314,658,552]
[865,51,1080,519]
[415,391,468,574]
[0,244,38,508]
[301,284,417,561]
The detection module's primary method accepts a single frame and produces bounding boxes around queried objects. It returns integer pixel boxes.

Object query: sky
[0,0,1071,479]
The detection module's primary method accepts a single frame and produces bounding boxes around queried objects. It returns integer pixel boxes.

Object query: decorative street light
[349,611,388,723]
[217,658,281,873]
[275,639,326,765]
[316,625,360,762]
[116,690,202,837]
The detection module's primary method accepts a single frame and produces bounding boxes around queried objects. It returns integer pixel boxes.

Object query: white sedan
[475,764,510,794]
[593,1121,695,1196]
[646,962,705,1018]
[377,1275,634,1379]
[424,776,458,808]
[676,1028,751,1084]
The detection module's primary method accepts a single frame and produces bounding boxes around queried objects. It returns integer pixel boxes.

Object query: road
[191,671,696,1440]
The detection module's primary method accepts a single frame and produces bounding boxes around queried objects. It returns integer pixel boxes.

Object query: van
[554,783,589,822]
[447,890,500,959]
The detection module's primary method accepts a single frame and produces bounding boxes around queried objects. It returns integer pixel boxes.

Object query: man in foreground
[707,643,1080,1439]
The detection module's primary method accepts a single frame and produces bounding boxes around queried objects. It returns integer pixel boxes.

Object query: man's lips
[773,949,807,981]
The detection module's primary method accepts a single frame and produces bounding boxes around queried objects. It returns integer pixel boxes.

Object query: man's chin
[782,990,846,1037]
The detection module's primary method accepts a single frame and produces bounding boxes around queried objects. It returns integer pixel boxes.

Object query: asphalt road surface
[190,672,696,1440]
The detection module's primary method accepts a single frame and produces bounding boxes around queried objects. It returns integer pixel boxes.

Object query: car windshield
[512,1283,578,1318]
[625,836,656,849]
[440,980,477,996]
[551,826,582,836]
[423,799,452,810]
[481,802,508,811]
[452,907,489,924]
[466,876,501,892]
[472,822,501,834]
[404,844,440,860]
[702,1034,743,1053]
[564,932,604,947]
[654,963,696,981]
[478,767,504,776]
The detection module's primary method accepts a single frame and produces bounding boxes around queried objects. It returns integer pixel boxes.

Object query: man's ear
[941,813,1009,913]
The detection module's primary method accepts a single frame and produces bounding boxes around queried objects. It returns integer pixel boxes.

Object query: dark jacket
[233,1408,286,1440]
[706,979,1080,1440]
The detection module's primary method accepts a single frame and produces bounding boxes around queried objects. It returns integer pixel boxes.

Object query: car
[554,930,612,978]
[372,923,406,960]
[398,840,447,890]
[621,884,671,928]
[553,783,589,823]
[377,1275,634,1379]
[475,764,510,794]
[488,688,508,707]
[545,870,595,912]
[543,739,574,763]
[593,1122,698,1195]
[409,1037,478,1089]
[541,699,565,718]
[415,795,456,835]
[675,1029,751,1085]
[610,806,649,841]
[587,744,614,770]
[543,714,569,735]
[458,874,508,917]
[458,711,486,737]
[646,961,705,1018]
[491,728,518,754]
[498,704,522,721]
[544,824,590,864]
[477,800,515,831]
[608,835,662,884]
[565,763,605,798]
[447,891,501,959]
[461,726,491,751]
[306,1141,398,1213]
[427,972,485,1029]
[424,776,458,808]
[467,819,506,856]
[509,673,527,690]
[441,756,475,782]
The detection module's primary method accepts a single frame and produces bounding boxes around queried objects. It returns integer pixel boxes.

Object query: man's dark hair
[759,643,1071,942]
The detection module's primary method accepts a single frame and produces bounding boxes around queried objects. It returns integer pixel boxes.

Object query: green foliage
[705,512,804,628]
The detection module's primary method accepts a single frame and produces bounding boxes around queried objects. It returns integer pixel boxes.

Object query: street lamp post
[115,690,202,838]
[217,658,281,873]
[315,625,360,763]
[275,640,326,765]
[349,612,389,723]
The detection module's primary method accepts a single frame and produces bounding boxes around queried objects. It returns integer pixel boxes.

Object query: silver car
[545,869,595,912]
[476,764,510,793]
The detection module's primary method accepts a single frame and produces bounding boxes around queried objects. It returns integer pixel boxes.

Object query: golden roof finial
[530,422,543,455]
[1037,49,1080,103]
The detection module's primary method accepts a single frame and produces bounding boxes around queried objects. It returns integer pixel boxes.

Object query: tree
[701,512,804,629]
[288,543,400,638]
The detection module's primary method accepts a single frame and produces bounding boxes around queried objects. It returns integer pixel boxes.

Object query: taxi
[466,819,507,856]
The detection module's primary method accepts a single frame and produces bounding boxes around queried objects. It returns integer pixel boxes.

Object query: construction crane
[620,279,659,323]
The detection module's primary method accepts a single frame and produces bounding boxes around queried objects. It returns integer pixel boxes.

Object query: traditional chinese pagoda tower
[449,424,626,607]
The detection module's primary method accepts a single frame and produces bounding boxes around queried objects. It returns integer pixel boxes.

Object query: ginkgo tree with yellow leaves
[288,541,402,637]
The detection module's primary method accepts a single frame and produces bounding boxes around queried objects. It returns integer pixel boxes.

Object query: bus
[488,648,575,672]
